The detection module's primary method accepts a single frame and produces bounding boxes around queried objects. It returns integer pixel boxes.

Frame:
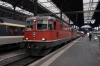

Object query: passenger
[89,32,92,41]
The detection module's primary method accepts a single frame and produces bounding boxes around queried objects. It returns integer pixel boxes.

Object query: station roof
[1,0,100,27]
[92,1,100,27]
[52,0,84,27]
[0,0,52,21]
[1,0,84,27]
[0,5,29,21]
[83,0,99,28]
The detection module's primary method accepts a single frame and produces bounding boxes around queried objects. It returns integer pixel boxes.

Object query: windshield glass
[37,19,48,30]
[48,20,52,30]
[26,20,33,29]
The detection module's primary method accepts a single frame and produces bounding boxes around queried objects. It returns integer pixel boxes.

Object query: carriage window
[21,27,25,35]
[9,26,18,35]
[48,20,52,30]
[54,22,56,30]
[26,20,33,29]
[37,19,48,30]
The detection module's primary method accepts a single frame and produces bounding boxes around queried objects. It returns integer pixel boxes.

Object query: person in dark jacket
[89,32,92,41]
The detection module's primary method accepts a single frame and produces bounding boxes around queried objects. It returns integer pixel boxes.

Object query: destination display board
[84,19,95,24]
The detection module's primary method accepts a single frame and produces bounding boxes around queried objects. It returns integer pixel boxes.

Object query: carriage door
[53,21,58,40]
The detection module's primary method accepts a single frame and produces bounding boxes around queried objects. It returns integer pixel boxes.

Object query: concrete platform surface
[29,36,100,66]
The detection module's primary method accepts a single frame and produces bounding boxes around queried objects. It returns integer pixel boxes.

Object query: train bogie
[22,42,52,56]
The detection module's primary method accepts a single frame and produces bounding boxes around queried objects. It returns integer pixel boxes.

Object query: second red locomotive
[21,16,78,56]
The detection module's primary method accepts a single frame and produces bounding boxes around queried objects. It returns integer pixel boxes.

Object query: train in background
[20,16,79,56]
[0,17,25,50]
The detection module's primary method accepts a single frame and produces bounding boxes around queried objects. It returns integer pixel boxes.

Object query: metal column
[13,6,16,19]
[69,14,70,24]
[75,13,78,29]
[34,0,37,16]
[60,1,63,20]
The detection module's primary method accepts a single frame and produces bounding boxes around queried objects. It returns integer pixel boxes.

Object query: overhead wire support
[75,13,78,29]
[38,10,100,16]
[34,0,37,16]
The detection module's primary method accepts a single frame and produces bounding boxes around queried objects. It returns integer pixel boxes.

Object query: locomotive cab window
[37,19,48,30]
[26,20,33,29]
[54,22,56,30]
[37,19,53,30]
[48,20,52,30]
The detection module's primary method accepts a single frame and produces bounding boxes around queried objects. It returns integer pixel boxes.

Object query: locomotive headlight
[42,38,46,41]
[26,38,28,40]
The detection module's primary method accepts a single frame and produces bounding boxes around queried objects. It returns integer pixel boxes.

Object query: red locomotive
[21,16,78,56]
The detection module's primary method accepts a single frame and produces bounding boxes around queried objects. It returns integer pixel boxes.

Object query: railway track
[0,49,42,66]
[5,56,41,66]
[0,50,28,66]
[0,37,80,66]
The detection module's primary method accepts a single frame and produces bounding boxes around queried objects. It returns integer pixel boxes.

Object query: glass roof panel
[92,4,97,7]
[42,2,52,7]
[38,0,70,23]
[84,0,90,3]
[84,6,89,8]
[0,1,34,16]
[83,0,99,21]
[93,0,98,2]
[38,0,49,2]
[84,8,89,10]
[0,0,71,23]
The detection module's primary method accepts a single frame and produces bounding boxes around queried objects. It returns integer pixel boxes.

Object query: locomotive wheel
[26,48,40,56]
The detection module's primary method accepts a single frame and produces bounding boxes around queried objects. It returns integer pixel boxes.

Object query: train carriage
[22,16,78,56]
[0,17,25,50]
[71,28,77,39]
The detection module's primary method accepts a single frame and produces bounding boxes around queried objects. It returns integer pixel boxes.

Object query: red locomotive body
[71,28,77,39]
[21,16,78,56]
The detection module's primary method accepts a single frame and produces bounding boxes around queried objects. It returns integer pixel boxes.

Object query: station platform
[29,36,100,66]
